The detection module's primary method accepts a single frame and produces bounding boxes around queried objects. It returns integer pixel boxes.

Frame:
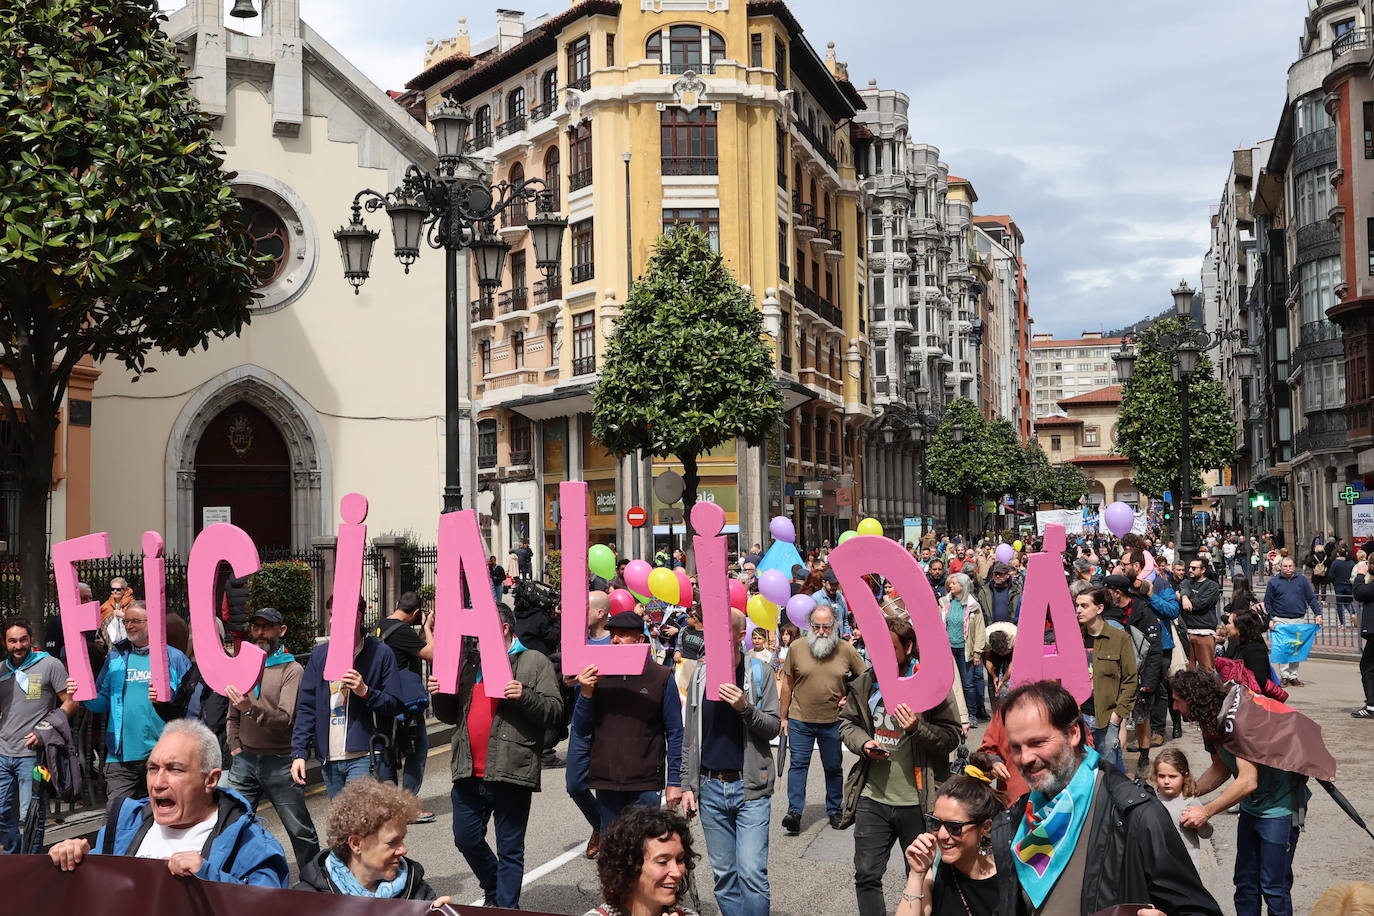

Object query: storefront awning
[504,383,596,421]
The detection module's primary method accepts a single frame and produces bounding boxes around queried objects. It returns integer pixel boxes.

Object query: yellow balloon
[747,594,778,629]
[856,517,884,537]
[1013,540,1023,552]
[647,567,679,605]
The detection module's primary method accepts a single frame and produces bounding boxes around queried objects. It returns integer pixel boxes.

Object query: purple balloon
[786,593,816,629]
[1103,501,1135,537]
[769,515,796,544]
[995,543,1015,564]
[759,569,791,607]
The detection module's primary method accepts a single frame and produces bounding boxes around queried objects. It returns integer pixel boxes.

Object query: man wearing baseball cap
[225,607,319,870]
[571,610,684,830]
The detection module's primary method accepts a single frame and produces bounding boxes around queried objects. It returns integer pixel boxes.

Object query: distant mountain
[1104,293,1203,338]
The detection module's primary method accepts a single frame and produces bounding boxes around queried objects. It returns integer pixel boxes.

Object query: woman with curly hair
[584,806,699,916]
[897,750,1018,915]
[295,778,448,903]
[1169,668,1310,916]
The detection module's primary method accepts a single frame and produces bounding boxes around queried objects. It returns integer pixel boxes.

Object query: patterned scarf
[1011,745,1100,907]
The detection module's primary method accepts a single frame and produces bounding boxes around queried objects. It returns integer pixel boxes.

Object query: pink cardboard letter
[1007,524,1091,705]
[188,524,266,695]
[142,532,171,702]
[433,509,512,698]
[828,534,954,713]
[51,533,110,702]
[559,481,648,677]
[323,494,368,681]
[691,501,732,702]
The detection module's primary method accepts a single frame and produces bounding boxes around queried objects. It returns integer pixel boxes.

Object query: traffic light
[1163,501,1174,523]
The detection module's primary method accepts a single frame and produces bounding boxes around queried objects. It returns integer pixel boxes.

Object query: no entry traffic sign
[627,506,647,528]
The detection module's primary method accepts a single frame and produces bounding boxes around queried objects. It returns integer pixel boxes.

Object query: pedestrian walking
[1263,557,1322,686]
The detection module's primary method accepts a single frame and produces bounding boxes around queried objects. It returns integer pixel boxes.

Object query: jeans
[1084,715,1124,773]
[698,776,771,916]
[229,750,321,870]
[0,753,40,854]
[377,715,430,795]
[1234,811,1299,916]
[786,718,844,817]
[451,777,532,909]
[1335,590,1353,626]
[596,788,663,831]
[953,652,988,718]
[565,729,601,832]
[853,797,924,916]
[321,756,374,798]
[104,759,149,803]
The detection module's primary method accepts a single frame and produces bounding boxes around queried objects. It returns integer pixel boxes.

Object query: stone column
[310,536,337,641]
[372,535,407,613]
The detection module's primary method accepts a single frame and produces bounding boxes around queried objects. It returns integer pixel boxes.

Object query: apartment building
[974,216,1033,439]
[407,1,871,562]
[1030,333,1122,419]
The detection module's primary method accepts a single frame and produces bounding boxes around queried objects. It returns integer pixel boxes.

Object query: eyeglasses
[811,623,835,632]
[924,814,980,837]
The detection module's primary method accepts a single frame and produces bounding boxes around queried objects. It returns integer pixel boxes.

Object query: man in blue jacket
[1264,556,1323,686]
[73,600,191,802]
[291,596,402,796]
[47,718,289,887]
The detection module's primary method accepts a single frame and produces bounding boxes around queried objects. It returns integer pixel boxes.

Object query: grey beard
[807,631,839,659]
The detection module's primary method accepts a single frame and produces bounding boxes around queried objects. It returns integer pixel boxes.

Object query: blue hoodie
[96,787,289,887]
[82,640,191,761]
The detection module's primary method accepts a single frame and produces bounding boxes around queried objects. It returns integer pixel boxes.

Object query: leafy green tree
[247,561,315,657]
[1012,440,1057,511]
[592,226,781,546]
[0,0,257,628]
[1115,318,1235,500]
[1051,463,1089,508]
[925,400,1023,504]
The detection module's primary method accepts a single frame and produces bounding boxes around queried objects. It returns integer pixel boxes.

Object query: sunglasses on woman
[924,813,980,836]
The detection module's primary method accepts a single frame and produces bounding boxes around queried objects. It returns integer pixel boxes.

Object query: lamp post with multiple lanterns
[335,101,567,512]
[1111,281,1256,565]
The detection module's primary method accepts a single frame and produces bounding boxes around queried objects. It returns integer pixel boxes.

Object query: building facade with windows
[974,216,1033,439]
[1033,386,1137,510]
[409,1,871,563]
[86,1,450,554]
[1030,333,1122,419]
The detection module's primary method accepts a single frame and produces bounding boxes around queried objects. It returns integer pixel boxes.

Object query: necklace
[950,870,976,916]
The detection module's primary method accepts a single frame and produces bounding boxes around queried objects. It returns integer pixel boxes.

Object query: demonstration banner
[0,855,545,916]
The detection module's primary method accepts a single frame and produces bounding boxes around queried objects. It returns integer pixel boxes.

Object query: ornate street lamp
[336,102,567,511]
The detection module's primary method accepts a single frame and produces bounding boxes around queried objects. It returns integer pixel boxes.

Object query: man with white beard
[778,604,866,834]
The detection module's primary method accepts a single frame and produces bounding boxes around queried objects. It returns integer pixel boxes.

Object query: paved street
[235,655,1374,915]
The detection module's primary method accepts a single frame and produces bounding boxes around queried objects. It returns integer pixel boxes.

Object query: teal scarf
[253,646,296,698]
[324,850,410,898]
[1,650,51,691]
[475,637,527,684]
[1012,745,1100,907]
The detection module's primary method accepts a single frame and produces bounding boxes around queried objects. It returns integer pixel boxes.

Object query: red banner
[0,855,547,916]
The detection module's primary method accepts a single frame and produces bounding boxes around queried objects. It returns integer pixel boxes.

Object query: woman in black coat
[1353,569,1374,718]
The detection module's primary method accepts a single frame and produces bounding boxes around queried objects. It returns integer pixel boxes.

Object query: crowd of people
[0,520,1368,916]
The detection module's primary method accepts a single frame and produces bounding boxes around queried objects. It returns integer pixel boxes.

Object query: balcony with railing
[779,261,790,282]
[661,61,716,75]
[573,355,596,376]
[531,98,557,122]
[823,227,844,262]
[534,276,563,304]
[568,74,591,92]
[495,116,526,139]
[510,449,532,467]
[471,299,494,322]
[781,354,793,373]
[1332,27,1374,61]
[571,262,595,284]
[498,288,529,315]
[478,450,498,469]
[662,156,719,176]
[794,119,838,171]
[472,132,493,152]
[570,167,593,192]
[501,200,527,229]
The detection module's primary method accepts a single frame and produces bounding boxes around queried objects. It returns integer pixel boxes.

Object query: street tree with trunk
[1051,462,1090,508]
[0,0,258,629]
[592,226,781,557]
[1115,318,1236,500]
[924,399,1024,500]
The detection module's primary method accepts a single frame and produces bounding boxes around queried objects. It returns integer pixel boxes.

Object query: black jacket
[1178,577,1221,631]
[224,576,252,632]
[1356,574,1374,638]
[1106,591,1164,693]
[295,850,437,900]
[1003,762,1222,916]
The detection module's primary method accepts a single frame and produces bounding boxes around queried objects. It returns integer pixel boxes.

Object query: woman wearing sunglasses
[896,750,1018,916]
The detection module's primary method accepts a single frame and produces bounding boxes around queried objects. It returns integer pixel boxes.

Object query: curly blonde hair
[324,778,420,861]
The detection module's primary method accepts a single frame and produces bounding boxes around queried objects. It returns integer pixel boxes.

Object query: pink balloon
[674,567,694,607]
[609,588,637,616]
[625,559,653,596]
[728,578,748,612]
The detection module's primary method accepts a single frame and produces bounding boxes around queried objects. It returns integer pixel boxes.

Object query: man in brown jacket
[224,608,319,870]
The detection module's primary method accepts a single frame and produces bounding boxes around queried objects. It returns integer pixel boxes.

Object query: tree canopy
[592,225,781,543]
[924,399,1024,502]
[1115,318,1236,499]
[0,0,258,624]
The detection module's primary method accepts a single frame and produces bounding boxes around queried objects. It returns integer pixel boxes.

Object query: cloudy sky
[185,0,1302,336]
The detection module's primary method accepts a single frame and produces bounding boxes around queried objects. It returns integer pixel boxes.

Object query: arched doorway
[193,402,291,550]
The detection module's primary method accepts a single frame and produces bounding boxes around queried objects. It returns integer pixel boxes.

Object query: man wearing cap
[1104,571,1164,778]
[571,610,684,830]
[375,592,437,819]
[977,561,1022,627]
[224,608,319,870]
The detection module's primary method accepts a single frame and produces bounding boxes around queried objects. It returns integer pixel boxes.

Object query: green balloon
[588,544,616,580]
[838,529,859,545]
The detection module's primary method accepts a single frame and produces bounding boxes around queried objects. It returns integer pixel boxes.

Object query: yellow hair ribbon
[964,764,993,785]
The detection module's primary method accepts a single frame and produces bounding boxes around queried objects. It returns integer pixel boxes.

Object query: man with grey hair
[47,718,289,886]
[778,601,866,834]
[1072,556,1100,587]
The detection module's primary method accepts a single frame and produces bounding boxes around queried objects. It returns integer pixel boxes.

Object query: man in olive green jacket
[430,605,562,909]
